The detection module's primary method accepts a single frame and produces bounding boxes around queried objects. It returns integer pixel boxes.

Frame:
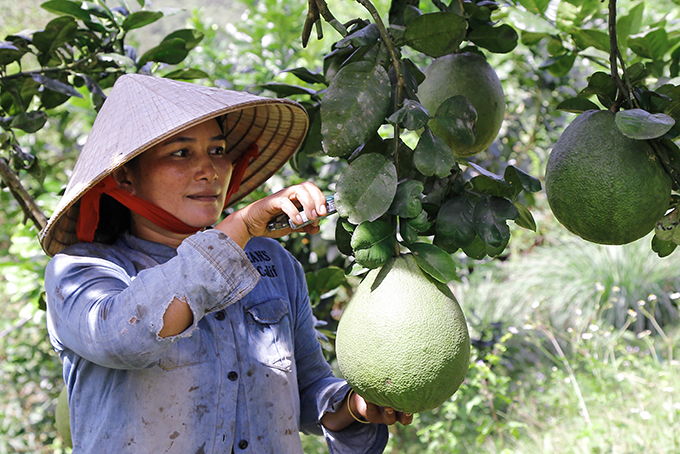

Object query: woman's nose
[195,154,218,181]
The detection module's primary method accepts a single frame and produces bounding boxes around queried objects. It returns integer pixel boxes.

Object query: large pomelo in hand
[335,254,470,413]
[545,109,671,245]
[418,52,505,158]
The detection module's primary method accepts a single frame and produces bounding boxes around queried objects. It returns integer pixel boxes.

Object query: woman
[40,74,412,453]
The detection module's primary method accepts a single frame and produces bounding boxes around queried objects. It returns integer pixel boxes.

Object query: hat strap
[225,141,259,204]
[76,176,201,242]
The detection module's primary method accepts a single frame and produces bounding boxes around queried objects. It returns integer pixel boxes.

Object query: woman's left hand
[351,391,414,426]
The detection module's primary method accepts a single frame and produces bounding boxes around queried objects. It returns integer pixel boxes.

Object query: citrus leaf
[433,95,477,146]
[162,68,210,80]
[320,60,391,157]
[32,16,77,54]
[473,196,519,248]
[387,99,429,130]
[408,242,457,283]
[122,11,164,31]
[31,74,82,98]
[517,0,551,15]
[336,23,381,48]
[403,12,467,58]
[572,29,610,52]
[504,165,542,193]
[556,97,600,113]
[581,72,617,108]
[11,111,47,133]
[513,202,537,231]
[470,174,514,198]
[351,220,397,269]
[615,109,675,140]
[41,0,93,21]
[652,234,677,258]
[137,38,189,67]
[336,153,397,224]
[468,24,519,54]
[0,42,26,66]
[162,29,204,50]
[413,128,456,177]
[436,195,476,249]
[388,180,424,218]
[406,209,431,233]
[281,67,327,85]
[462,235,487,260]
[305,266,347,303]
[335,218,354,256]
[538,52,577,78]
[258,82,318,97]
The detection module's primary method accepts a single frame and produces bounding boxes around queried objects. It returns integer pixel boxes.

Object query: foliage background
[2,0,680,453]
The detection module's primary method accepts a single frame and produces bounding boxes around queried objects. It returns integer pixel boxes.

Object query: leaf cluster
[266,0,541,283]
[0,0,206,190]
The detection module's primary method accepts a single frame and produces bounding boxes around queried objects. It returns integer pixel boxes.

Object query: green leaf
[336,23,381,48]
[615,109,675,140]
[0,42,26,66]
[413,128,456,177]
[320,61,391,157]
[137,38,190,67]
[258,82,317,97]
[504,165,542,193]
[407,243,457,283]
[335,218,354,256]
[538,52,577,78]
[41,0,93,21]
[436,195,476,249]
[581,71,617,108]
[406,209,431,233]
[616,2,644,50]
[473,196,519,248]
[513,202,537,231]
[388,180,424,218]
[468,24,518,54]
[11,111,47,133]
[98,52,136,69]
[162,68,210,80]
[162,29,204,50]
[387,99,429,130]
[122,11,164,31]
[351,220,397,269]
[556,97,600,113]
[462,235,487,260]
[434,95,477,146]
[517,0,551,15]
[32,16,77,54]
[31,74,82,98]
[652,234,677,258]
[282,67,327,85]
[403,12,467,58]
[305,266,347,303]
[335,153,398,224]
[571,29,610,53]
[470,174,514,198]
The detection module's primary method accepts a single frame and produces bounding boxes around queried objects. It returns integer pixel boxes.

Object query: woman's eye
[210,146,226,155]
[171,148,189,157]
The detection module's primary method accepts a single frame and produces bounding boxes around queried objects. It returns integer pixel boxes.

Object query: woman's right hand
[215,182,328,249]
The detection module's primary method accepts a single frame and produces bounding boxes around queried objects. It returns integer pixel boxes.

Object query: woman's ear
[112,166,135,193]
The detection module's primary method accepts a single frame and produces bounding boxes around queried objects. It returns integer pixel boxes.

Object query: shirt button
[215,311,226,320]
[227,371,238,381]
[238,440,248,449]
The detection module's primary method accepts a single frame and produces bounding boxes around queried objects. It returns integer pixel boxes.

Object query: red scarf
[76,143,259,242]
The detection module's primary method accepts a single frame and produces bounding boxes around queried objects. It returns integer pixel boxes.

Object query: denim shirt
[45,229,388,453]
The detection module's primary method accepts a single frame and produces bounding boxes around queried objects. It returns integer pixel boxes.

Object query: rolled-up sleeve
[45,230,259,370]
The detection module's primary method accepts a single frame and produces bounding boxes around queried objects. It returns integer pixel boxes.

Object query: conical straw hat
[39,74,309,257]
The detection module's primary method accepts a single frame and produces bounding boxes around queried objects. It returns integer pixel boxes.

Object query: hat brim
[39,74,309,257]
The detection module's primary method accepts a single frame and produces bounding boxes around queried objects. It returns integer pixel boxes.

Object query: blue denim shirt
[45,229,387,453]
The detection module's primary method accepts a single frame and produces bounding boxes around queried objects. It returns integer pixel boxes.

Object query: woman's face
[120,119,233,234]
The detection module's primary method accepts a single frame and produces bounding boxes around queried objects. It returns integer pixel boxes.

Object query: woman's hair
[92,194,132,244]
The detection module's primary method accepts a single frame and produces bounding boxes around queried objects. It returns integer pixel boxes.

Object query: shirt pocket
[245,298,293,372]
[158,329,204,371]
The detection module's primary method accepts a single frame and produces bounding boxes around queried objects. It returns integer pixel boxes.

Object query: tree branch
[0,158,48,231]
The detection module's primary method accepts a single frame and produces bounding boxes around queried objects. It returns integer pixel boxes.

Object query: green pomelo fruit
[418,52,505,158]
[56,386,72,448]
[335,254,470,413]
[545,109,672,245]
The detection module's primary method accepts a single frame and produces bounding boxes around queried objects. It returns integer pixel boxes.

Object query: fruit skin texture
[545,109,672,245]
[335,254,470,413]
[418,52,505,158]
